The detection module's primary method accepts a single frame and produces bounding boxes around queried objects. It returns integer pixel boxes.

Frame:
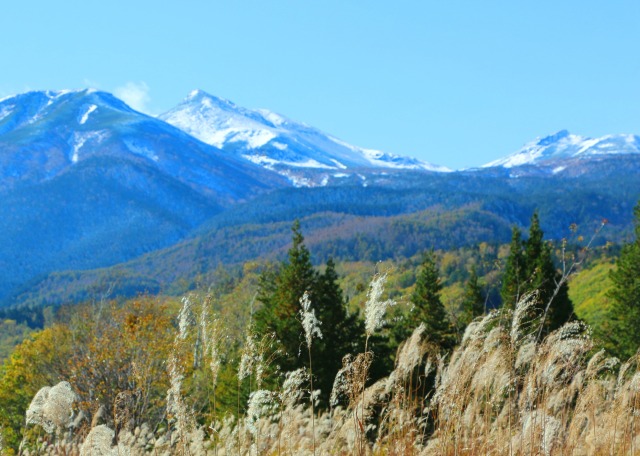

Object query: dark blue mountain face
[0,90,288,303]
[0,90,287,196]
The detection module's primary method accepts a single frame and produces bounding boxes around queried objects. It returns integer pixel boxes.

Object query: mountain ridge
[159,89,452,185]
[482,129,640,169]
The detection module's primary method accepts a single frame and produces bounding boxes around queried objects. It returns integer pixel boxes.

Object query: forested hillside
[6,155,639,311]
[1,206,637,454]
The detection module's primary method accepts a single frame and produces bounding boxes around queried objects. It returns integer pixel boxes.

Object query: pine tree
[460,266,485,327]
[254,220,317,373]
[501,212,574,334]
[313,259,363,403]
[608,202,640,359]
[254,222,364,405]
[396,252,454,351]
[501,227,526,309]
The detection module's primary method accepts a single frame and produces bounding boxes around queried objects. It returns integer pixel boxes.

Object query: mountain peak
[483,131,640,169]
[161,91,449,179]
[185,89,236,109]
[537,129,571,146]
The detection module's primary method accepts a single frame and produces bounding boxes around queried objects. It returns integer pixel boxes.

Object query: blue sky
[2,1,639,169]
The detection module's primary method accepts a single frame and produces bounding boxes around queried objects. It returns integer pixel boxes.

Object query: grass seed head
[299,291,322,348]
[365,271,396,337]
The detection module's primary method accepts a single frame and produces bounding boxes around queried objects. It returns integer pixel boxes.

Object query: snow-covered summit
[160,89,449,173]
[0,88,285,195]
[483,130,640,168]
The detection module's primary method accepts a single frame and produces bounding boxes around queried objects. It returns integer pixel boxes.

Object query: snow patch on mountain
[69,130,108,163]
[79,105,97,125]
[124,138,159,162]
[330,159,347,169]
[242,154,336,170]
[483,130,640,168]
[0,105,13,122]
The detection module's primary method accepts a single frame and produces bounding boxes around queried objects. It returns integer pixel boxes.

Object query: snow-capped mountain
[0,89,289,304]
[483,130,640,169]
[159,90,450,182]
[0,89,285,195]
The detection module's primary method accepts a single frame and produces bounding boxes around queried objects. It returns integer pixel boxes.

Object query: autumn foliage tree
[0,298,178,451]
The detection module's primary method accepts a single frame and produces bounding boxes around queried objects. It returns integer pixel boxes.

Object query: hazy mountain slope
[0,89,288,302]
[11,155,640,309]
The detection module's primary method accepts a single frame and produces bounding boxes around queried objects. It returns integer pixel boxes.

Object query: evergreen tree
[254,221,364,405]
[608,202,640,359]
[312,258,363,403]
[460,266,485,328]
[532,235,573,334]
[524,212,545,272]
[501,227,526,309]
[501,212,574,334]
[254,220,317,373]
[396,252,454,351]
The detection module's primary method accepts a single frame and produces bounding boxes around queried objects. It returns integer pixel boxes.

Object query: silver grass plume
[395,323,428,379]
[245,390,278,436]
[239,332,258,382]
[80,424,115,456]
[238,331,278,391]
[79,424,131,456]
[585,349,619,380]
[26,381,77,433]
[166,295,196,443]
[510,290,539,347]
[209,318,223,388]
[281,368,308,408]
[26,386,52,431]
[299,291,322,348]
[364,271,396,337]
[330,356,351,408]
[199,295,210,353]
[166,353,192,437]
[178,295,195,340]
[330,352,373,408]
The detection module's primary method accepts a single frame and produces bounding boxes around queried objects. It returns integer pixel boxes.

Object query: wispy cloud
[114,81,151,113]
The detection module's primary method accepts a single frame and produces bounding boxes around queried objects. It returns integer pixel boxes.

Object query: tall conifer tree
[254,221,362,405]
[608,202,640,359]
[312,258,362,402]
[501,227,526,309]
[501,212,574,334]
[460,266,485,327]
[396,252,454,351]
[255,221,317,373]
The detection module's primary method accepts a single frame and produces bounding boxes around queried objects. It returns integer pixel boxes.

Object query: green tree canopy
[608,202,640,359]
[501,212,574,335]
[501,227,526,309]
[254,221,362,406]
[460,266,485,328]
[395,252,454,351]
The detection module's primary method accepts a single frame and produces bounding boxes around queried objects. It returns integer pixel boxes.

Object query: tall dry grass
[15,286,640,455]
